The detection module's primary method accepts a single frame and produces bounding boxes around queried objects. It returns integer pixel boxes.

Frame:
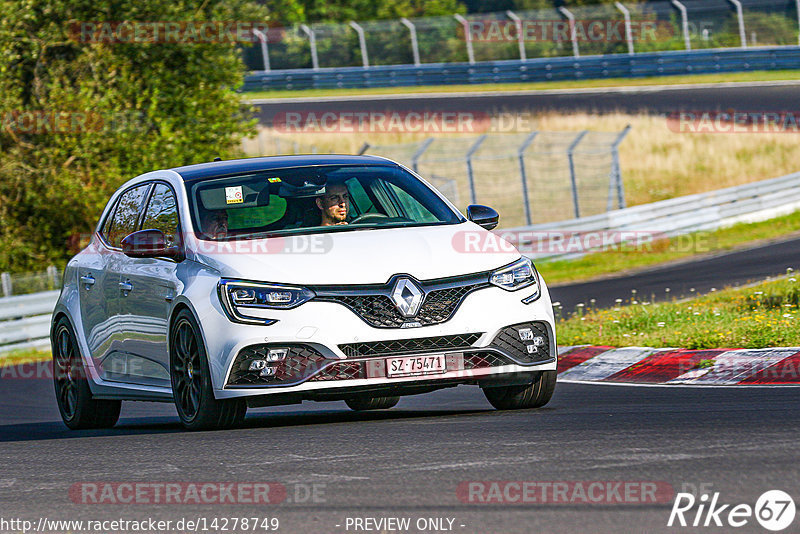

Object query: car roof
[171,155,397,181]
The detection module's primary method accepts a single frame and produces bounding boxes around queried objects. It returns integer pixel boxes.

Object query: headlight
[490,257,540,299]
[218,279,315,325]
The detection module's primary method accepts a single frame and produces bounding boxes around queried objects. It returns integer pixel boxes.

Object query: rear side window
[141,183,180,247]
[105,184,150,247]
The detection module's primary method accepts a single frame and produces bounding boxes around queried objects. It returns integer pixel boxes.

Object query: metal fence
[242,127,631,228]
[1,266,61,297]
[242,46,800,91]
[242,0,800,72]
[0,291,58,354]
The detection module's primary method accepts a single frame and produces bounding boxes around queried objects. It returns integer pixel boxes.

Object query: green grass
[539,210,800,286]
[242,70,800,100]
[557,274,800,349]
[0,348,50,366]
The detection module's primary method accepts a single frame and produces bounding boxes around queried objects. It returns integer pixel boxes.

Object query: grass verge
[0,348,51,367]
[242,70,800,100]
[557,274,800,349]
[540,210,800,285]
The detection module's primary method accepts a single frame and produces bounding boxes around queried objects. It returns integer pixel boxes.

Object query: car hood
[190,222,520,285]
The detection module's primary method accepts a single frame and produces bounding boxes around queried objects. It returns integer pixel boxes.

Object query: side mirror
[121,229,183,261]
[466,205,499,231]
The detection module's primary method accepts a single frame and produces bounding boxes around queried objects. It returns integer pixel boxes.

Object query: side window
[101,203,115,239]
[106,184,150,248]
[385,182,437,222]
[345,177,374,216]
[141,184,180,247]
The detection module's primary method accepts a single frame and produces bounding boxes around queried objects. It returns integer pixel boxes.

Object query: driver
[201,210,228,239]
[316,181,350,226]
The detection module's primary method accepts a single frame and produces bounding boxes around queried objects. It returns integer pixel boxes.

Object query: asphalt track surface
[253,81,800,125]
[1,369,799,534]
[548,234,800,312]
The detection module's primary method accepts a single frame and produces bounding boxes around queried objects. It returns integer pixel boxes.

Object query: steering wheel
[350,213,390,225]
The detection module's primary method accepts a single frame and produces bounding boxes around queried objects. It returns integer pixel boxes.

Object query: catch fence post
[670,0,692,51]
[47,265,59,289]
[506,11,527,61]
[411,138,435,173]
[349,21,370,68]
[400,18,421,66]
[614,2,635,55]
[300,24,320,70]
[466,135,487,205]
[558,7,580,58]
[1,273,11,297]
[726,0,747,48]
[454,14,476,64]
[252,28,271,71]
[611,125,632,210]
[518,131,539,226]
[567,131,588,219]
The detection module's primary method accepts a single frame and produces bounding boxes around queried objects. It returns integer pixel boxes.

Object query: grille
[307,362,366,381]
[339,332,482,358]
[227,345,328,386]
[489,321,552,364]
[464,352,513,369]
[317,282,487,328]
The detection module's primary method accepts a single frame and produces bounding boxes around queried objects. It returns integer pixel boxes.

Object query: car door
[116,182,182,386]
[79,183,151,373]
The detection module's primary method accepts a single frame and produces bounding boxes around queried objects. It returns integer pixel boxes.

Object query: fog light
[267,348,288,362]
[526,345,538,354]
[518,328,534,341]
[533,336,545,347]
[249,359,267,371]
[260,366,277,377]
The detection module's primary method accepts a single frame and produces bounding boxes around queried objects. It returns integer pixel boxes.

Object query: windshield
[186,164,463,241]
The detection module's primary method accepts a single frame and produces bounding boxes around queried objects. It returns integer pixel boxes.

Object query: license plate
[386,354,447,378]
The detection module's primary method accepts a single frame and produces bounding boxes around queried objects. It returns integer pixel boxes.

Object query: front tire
[52,318,121,430]
[482,371,556,410]
[345,396,400,411]
[170,310,246,430]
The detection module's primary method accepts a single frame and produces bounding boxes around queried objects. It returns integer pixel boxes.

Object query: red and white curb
[556,346,800,386]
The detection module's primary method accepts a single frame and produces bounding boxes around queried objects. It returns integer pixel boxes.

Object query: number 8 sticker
[755,490,796,531]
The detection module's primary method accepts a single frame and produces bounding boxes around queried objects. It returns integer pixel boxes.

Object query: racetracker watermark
[69,22,271,44]
[466,19,670,43]
[273,111,490,134]
[193,234,334,255]
[457,481,674,504]
[1,110,147,134]
[451,230,715,255]
[68,482,325,505]
[667,111,800,134]
[68,233,334,256]
[272,110,573,134]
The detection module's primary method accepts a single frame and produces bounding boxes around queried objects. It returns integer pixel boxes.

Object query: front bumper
[199,281,556,400]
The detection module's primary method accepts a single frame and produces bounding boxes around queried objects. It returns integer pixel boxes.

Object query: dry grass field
[243,112,800,210]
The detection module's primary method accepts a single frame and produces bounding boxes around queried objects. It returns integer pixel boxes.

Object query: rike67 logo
[668,490,796,531]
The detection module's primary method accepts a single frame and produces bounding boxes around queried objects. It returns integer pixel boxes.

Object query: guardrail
[3,170,800,354]
[511,170,800,261]
[0,291,59,354]
[242,46,800,91]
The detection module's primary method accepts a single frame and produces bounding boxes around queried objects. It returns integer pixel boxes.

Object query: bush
[0,0,269,272]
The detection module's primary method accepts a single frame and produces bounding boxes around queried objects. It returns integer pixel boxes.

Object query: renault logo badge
[391,278,424,318]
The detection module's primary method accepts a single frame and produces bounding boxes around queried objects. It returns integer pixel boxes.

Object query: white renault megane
[51,155,557,430]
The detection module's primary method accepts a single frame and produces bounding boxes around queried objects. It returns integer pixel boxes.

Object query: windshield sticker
[268,177,282,183]
[225,186,243,204]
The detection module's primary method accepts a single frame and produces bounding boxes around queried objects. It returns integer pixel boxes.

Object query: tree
[262,0,464,24]
[0,0,269,272]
